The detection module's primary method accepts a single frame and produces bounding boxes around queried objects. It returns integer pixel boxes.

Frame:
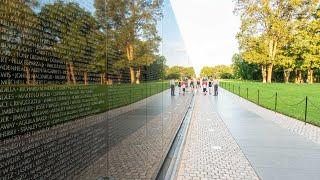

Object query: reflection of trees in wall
[0,0,165,85]
[39,2,101,85]
[0,0,40,84]
[94,0,163,84]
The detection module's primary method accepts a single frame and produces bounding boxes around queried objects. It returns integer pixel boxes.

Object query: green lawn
[220,80,320,127]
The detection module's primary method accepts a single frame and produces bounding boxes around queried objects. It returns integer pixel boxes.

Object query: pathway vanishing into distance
[177,92,258,179]
[178,88,320,180]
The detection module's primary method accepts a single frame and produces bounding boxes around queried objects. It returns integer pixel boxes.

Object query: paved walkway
[212,89,320,180]
[177,92,258,180]
[177,88,320,180]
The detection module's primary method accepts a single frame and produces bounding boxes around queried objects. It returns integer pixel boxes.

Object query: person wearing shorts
[202,81,207,95]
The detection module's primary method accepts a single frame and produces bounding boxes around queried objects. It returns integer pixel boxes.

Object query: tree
[182,67,196,79]
[39,1,100,85]
[200,65,233,79]
[166,66,181,80]
[166,66,195,80]
[235,0,317,83]
[200,66,214,78]
[292,6,320,84]
[94,0,162,84]
[232,54,261,80]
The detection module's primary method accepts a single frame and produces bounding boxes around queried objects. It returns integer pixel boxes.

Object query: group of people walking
[170,78,219,96]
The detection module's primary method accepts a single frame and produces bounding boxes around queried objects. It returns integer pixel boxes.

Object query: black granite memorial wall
[0,0,190,179]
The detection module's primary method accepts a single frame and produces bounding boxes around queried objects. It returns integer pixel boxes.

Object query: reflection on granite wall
[0,0,191,179]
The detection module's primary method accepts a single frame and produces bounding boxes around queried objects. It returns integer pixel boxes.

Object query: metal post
[305,96,308,125]
[258,90,260,105]
[239,86,240,95]
[246,88,248,99]
[274,92,278,112]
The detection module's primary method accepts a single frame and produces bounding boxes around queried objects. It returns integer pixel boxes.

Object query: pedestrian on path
[202,81,208,95]
[214,79,219,96]
[178,81,181,94]
[208,80,213,94]
[181,81,186,96]
[170,79,175,96]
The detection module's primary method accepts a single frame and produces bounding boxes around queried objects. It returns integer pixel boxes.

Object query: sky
[158,0,191,68]
[38,0,240,76]
[168,0,241,75]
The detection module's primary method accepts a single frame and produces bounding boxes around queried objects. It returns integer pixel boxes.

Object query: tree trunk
[136,67,141,84]
[100,73,106,85]
[130,67,135,83]
[23,65,30,85]
[261,64,267,83]
[294,70,299,83]
[31,73,36,85]
[295,70,302,83]
[307,68,314,84]
[126,44,135,84]
[84,71,88,85]
[66,62,71,84]
[69,62,76,84]
[283,69,291,83]
[266,64,273,83]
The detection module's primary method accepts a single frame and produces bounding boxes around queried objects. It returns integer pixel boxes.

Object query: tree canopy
[235,0,319,84]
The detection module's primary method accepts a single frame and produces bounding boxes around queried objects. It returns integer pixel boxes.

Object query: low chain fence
[220,81,320,127]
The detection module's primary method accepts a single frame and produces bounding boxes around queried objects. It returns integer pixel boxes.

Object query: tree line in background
[200,65,234,79]
[165,66,196,80]
[0,0,166,85]
[234,0,320,83]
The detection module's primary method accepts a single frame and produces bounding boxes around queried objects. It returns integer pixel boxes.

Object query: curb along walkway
[177,93,258,180]
[212,89,320,180]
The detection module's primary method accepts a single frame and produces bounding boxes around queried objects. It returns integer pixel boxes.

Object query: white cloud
[170,0,241,75]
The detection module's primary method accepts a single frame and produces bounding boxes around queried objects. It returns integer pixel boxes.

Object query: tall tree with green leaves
[235,0,317,83]
[292,6,320,84]
[94,0,162,84]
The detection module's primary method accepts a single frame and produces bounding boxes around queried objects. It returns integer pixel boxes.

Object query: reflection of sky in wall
[159,0,191,68]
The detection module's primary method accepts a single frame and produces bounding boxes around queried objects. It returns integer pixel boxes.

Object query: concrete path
[177,92,258,180]
[212,89,320,180]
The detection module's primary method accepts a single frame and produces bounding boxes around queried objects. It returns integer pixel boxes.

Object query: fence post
[246,88,248,99]
[274,92,278,112]
[239,85,240,95]
[304,96,308,125]
[258,90,260,105]
[233,84,234,93]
